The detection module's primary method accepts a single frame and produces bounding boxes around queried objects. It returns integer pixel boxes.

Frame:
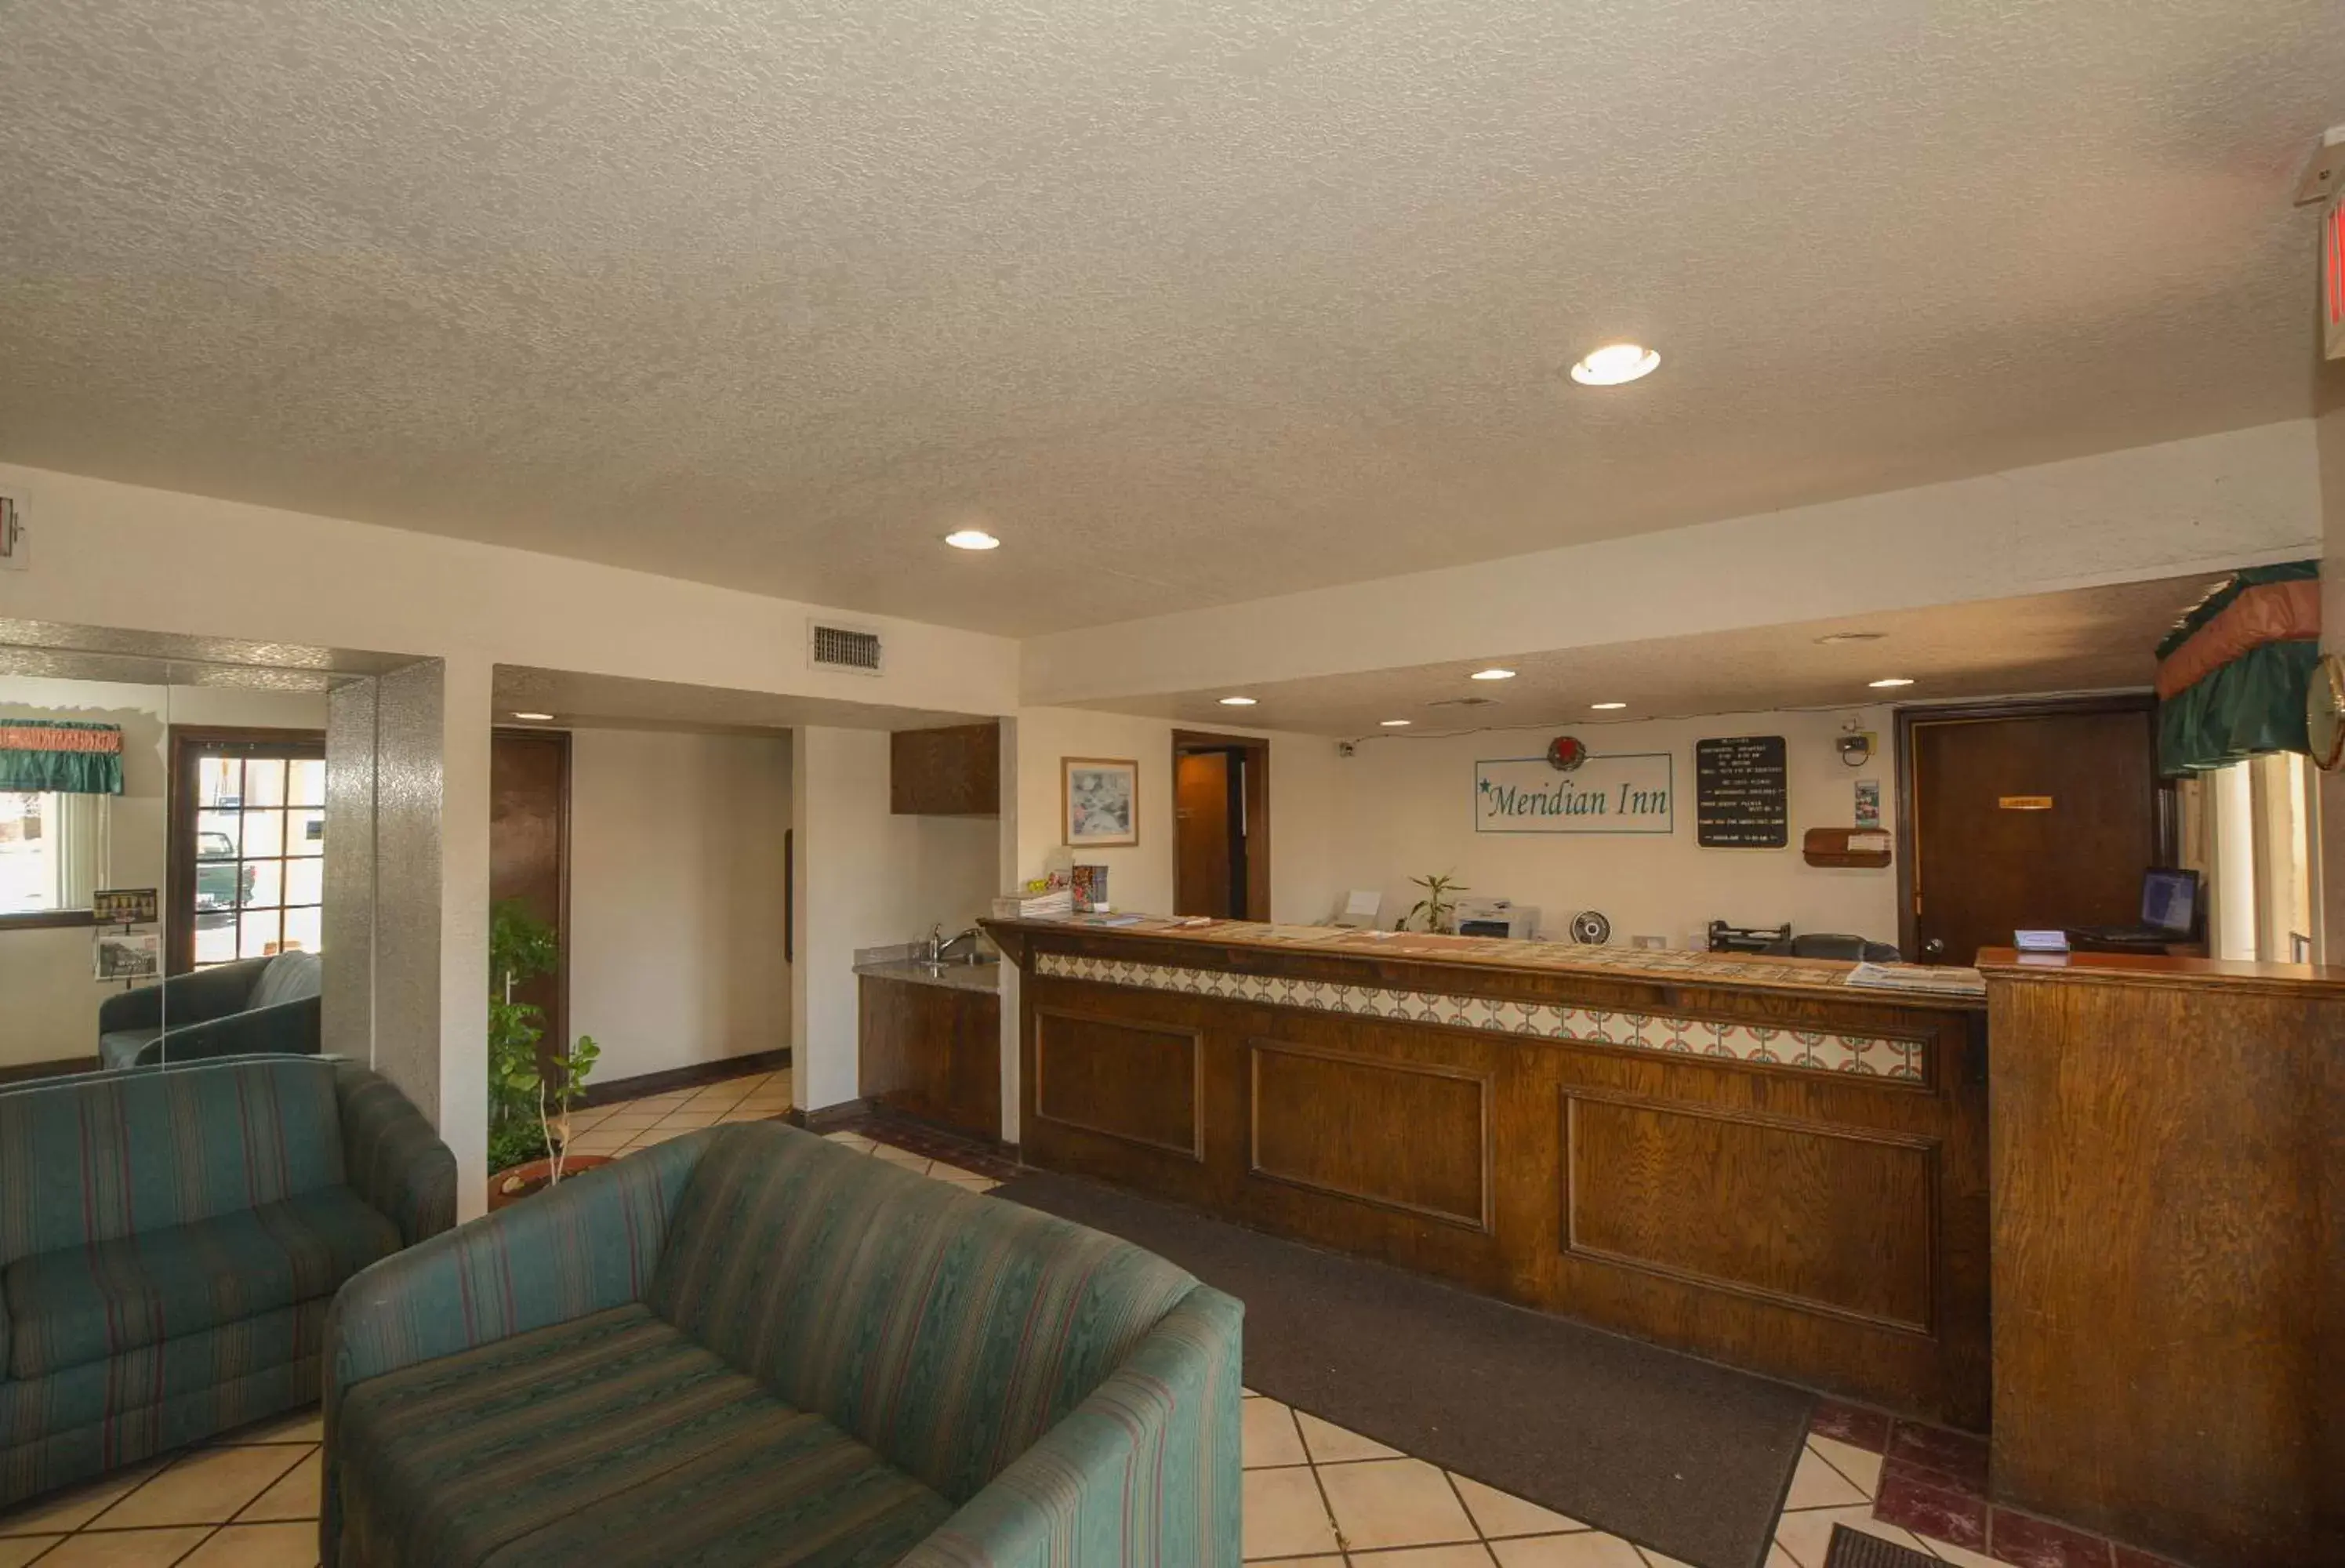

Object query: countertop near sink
[851,950,1004,994]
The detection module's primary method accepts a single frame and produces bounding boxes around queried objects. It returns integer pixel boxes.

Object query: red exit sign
[2329,193,2345,361]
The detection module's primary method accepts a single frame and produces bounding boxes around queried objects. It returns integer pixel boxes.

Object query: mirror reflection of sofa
[97,951,322,1070]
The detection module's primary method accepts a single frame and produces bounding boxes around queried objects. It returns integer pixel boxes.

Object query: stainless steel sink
[915,953,996,971]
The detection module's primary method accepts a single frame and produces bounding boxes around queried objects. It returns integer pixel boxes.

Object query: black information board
[1695,735,1788,848]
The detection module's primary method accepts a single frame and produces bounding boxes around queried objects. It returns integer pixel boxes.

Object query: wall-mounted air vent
[809,620,884,676]
[1425,695,1497,709]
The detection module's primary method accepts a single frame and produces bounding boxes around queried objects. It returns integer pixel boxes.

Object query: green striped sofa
[0,1054,456,1511]
[325,1122,1243,1567]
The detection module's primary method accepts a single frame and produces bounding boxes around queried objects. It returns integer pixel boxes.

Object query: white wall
[567,728,791,1082]
[0,461,1019,1206]
[1006,702,1897,949]
[1320,707,1901,950]
[0,677,329,1069]
[1008,706,1338,923]
[792,726,998,1113]
[1024,422,2321,705]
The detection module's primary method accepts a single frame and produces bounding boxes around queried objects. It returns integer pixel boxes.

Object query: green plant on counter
[1396,872,1467,934]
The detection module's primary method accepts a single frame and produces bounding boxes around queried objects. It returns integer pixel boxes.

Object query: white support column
[369,654,493,1220]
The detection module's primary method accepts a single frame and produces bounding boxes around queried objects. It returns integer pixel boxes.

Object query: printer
[1451,898,1540,940]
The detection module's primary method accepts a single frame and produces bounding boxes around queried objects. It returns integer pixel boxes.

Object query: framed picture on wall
[1063,757,1139,847]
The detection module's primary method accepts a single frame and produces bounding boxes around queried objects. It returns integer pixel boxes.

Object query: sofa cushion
[0,1056,347,1264]
[250,952,322,1010]
[648,1123,1199,1504]
[337,1302,952,1568]
[99,1028,164,1071]
[0,1296,328,1453]
[4,1185,397,1380]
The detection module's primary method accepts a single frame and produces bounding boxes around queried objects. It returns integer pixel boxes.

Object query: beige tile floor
[0,1067,1993,1567]
[0,1407,321,1567]
[558,1070,794,1156]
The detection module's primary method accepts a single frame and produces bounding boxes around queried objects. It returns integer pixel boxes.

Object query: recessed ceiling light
[1218,695,1257,706]
[1868,677,1915,688]
[1380,718,1412,727]
[1814,631,1886,645]
[1568,343,1661,387]
[943,528,1000,550]
[1590,701,1628,710]
[1470,668,1517,681]
[510,711,554,721]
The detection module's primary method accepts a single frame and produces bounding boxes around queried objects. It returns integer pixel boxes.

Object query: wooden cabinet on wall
[890,722,1000,815]
[859,975,1002,1141]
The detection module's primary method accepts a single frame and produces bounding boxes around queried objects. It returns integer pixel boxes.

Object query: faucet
[937,926,985,962]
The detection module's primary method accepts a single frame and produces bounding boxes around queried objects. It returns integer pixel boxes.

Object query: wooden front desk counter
[985,917,1990,1428]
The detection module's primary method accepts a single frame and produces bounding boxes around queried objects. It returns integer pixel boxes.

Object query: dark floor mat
[994,1169,1811,1568]
[1824,1523,1941,1567]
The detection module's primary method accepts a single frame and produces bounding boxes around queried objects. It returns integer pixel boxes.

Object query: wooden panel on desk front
[1004,926,1992,1427]
[1986,958,2343,1568]
[1564,1091,1936,1334]
[1033,1008,1203,1158]
[1250,1040,1492,1229]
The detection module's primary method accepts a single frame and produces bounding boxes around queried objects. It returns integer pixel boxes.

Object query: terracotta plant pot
[488,1153,615,1211]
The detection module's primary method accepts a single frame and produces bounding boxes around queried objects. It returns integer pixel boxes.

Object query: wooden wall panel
[1986,961,2344,1568]
[1033,1008,1203,1158]
[1250,1041,1490,1229]
[1564,1091,1936,1333]
[859,975,1001,1141]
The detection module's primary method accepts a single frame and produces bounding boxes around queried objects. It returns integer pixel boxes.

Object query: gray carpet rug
[994,1170,1812,1568]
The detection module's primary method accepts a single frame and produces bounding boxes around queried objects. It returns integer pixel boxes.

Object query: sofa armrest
[334,1061,457,1247]
[326,1129,710,1393]
[901,1284,1243,1568]
[96,981,162,1035]
[102,958,268,1036]
[321,1131,713,1568]
[137,996,321,1067]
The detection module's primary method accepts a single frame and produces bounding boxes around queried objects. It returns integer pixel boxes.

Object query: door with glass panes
[168,728,327,973]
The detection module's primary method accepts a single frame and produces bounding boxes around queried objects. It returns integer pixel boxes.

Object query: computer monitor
[2140,867,2198,937]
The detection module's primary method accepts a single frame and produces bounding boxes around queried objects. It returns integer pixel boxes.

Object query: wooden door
[1904,702,2161,964]
[1174,751,1234,916]
[490,729,569,1063]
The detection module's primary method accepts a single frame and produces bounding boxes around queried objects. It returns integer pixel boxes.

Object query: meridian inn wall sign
[1474,752,1674,834]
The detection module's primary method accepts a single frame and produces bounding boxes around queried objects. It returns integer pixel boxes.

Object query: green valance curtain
[2155,561,2321,777]
[0,720,125,794]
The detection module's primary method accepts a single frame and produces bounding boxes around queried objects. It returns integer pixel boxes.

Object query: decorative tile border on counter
[1033,951,1927,1080]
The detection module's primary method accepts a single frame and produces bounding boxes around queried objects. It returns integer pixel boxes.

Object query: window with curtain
[0,718,122,923]
[0,791,109,916]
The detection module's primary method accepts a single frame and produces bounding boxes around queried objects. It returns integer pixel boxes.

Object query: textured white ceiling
[1097,576,2215,735]
[2,2,2337,637]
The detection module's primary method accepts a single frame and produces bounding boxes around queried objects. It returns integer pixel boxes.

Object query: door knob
[1920,938,1946,961]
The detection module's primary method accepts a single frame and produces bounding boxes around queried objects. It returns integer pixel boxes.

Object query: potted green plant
[1396,872,1467,934]
[486,899,606,1208]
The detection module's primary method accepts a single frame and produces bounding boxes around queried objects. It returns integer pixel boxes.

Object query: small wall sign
[1695,735,1788,849]
[1998,796,2054,811]
[92,887,158,924]
[1475,752,1672,835]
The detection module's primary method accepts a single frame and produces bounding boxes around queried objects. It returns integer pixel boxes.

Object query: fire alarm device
[1546,735,1588,771]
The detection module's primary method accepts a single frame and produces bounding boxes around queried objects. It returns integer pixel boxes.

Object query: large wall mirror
[0,644,379,1083]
